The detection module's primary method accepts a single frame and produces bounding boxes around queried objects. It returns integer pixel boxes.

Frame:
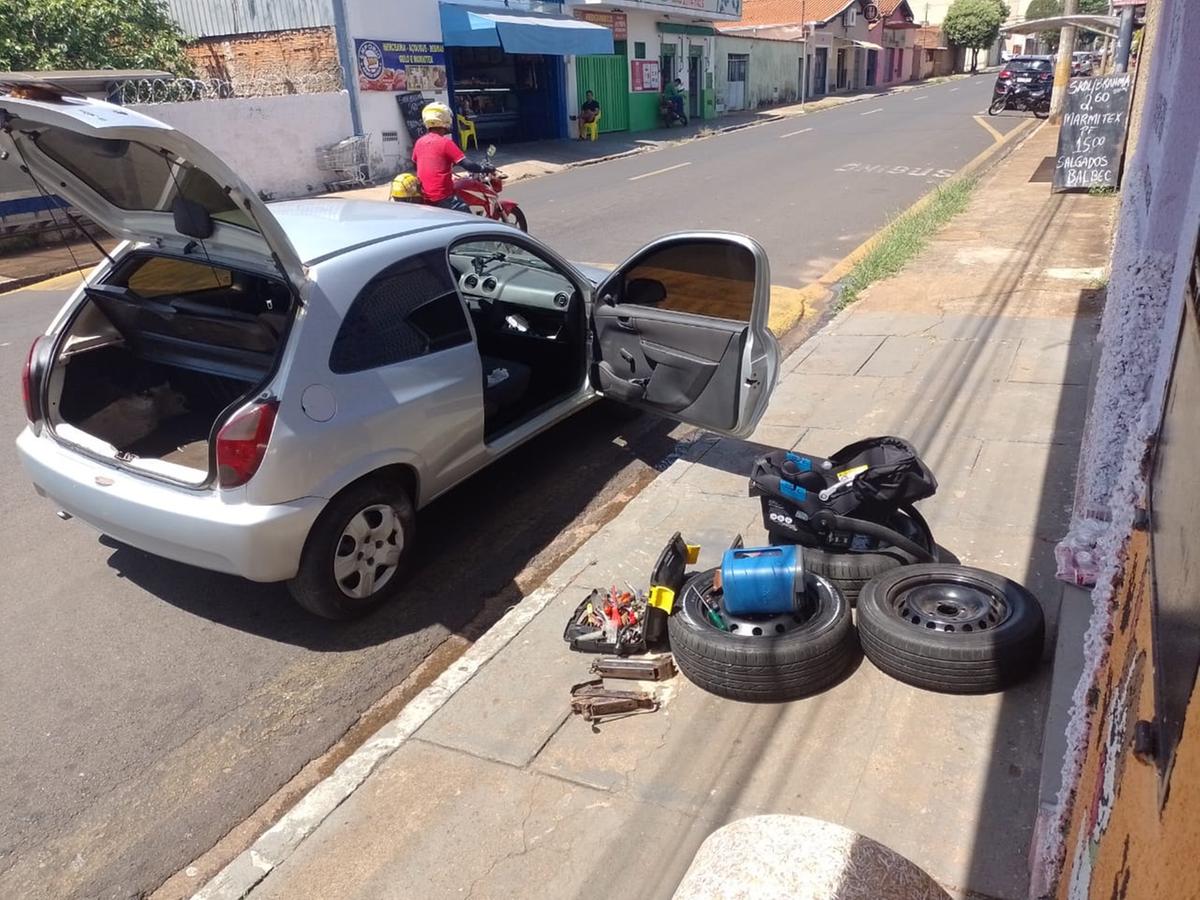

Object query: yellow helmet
[421,102,453,130]
[390,172,423,201]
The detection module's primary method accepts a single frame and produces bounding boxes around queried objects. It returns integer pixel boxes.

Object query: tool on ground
[570,679,658,722]
[590,655,676,681]
[645,532,701,642]
[720,544,810,616]
[563,586,649,654]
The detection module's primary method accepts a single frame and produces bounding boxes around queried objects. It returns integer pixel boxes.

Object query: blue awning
[439,3,615,55]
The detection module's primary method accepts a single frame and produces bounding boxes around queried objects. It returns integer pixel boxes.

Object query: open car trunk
[47,253,293,485]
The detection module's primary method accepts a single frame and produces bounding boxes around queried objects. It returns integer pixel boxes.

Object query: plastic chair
[581,110,600,141]
[457,114,478,151]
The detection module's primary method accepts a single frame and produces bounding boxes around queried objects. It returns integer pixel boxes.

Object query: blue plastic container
[720,545,805,616]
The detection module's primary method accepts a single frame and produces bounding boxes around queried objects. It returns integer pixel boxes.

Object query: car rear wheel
[288,478,416,619]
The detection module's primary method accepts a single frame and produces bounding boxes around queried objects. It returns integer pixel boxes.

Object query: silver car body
[6,93,779,585]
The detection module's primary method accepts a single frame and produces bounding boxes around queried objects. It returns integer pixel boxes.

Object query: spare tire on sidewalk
[668,569,858,702]
[856,565,1045,694]
[768,508,936,606]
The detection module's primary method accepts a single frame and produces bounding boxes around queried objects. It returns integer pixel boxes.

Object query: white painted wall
[130,93,353,199]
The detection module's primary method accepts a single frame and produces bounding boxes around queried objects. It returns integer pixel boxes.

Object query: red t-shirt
[412,132,465,202]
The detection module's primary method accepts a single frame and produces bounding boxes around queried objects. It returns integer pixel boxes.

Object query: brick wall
[185,27,342,95]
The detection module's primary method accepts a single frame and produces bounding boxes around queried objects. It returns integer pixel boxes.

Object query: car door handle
[615,316,637,332]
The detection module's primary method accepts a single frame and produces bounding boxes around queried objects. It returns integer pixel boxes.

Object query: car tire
[667,569,858,702]
[777,543,912,606]
[288,478,416,620]
[856,565,1045,694]
[766,509,935,606]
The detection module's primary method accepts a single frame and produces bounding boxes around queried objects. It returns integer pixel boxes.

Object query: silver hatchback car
[8,91,779,618]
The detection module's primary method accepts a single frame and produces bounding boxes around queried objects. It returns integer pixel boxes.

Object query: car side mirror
[172,197,214,239]
[625,277,667,306]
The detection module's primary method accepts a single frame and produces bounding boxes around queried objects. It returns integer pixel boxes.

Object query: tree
[1024,0,1064,49]
[0,0,193,74]
[943,0,1007,71]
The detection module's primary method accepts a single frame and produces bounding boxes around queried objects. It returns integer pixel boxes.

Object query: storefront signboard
[356,39,448,93]
[631,60,662,93]
[572,9,628,40]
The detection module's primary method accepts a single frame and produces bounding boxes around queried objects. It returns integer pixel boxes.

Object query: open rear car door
[0,85,305,290]
[589,233,779,438]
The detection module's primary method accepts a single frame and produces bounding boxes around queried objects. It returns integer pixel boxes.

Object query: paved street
[1,74,1025,900]
[509,75,1022,281]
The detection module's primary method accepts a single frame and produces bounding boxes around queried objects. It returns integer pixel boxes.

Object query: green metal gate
[575,55,629,133]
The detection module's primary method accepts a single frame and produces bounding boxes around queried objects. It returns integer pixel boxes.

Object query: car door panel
[589,234,779,438]
[593,304,744,418]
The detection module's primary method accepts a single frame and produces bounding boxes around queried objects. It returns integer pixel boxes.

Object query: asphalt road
[0,73,1017,900]
[510,74,1019,282]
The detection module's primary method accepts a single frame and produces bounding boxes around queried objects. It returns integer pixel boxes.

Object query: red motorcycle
[391,146,527,231]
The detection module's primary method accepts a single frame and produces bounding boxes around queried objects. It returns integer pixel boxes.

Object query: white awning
[852,40,884,50]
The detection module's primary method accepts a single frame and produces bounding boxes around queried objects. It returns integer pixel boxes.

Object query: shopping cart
[315,133,372,190]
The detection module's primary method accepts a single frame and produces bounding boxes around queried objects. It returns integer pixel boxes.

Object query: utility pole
[1113,3,1136,73]
[1050,0,1078,119]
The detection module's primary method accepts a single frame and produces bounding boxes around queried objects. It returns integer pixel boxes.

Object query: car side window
[329,249,471,374]
[617,240,756,323]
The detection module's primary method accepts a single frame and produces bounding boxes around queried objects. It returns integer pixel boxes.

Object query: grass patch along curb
[836,174,980,310]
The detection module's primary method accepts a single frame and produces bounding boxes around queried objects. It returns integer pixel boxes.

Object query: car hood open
[0,88,306,290]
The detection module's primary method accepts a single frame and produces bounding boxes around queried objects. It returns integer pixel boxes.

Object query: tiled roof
[731,0,856,27]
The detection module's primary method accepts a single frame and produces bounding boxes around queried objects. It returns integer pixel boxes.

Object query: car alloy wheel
[333,503,404,599]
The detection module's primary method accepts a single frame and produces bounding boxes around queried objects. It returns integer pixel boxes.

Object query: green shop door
[576,54,629,132]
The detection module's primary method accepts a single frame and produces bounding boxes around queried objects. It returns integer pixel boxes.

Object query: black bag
[749,436,937,552]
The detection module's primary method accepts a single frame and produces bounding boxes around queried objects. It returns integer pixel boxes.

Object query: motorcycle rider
[412,102,492,212]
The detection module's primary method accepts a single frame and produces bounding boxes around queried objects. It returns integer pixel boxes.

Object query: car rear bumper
[16,427,323,582]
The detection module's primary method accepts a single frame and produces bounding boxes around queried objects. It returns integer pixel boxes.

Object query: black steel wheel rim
[683,575,819,639]
[886,573,1010,634]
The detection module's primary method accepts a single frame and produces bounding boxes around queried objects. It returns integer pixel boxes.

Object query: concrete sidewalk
[204,123,1112,900]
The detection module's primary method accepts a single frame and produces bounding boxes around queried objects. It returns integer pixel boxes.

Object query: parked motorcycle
[989,84,1050,119]
[391,145,528,231]
[660,97,688,127]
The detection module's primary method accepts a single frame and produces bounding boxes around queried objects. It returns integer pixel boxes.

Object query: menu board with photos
[1053,73,1133,193]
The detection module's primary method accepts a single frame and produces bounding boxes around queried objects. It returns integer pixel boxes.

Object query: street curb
[0,264,84,295]
[191,83,1030,900]
[192,563,587,900]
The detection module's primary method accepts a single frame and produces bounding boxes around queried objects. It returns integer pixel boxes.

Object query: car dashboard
[449,252,578,341]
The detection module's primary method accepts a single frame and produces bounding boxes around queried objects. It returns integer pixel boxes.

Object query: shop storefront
[438,3,613,144]
[566,1,741,132]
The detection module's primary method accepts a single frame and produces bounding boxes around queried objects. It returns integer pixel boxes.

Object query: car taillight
[22,337,40,423]
[999,70,1011,79]
[215,400,278,488]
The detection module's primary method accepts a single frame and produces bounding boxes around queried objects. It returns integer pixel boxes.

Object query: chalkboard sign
[1053,73,1133,192]
[396,92,428,143]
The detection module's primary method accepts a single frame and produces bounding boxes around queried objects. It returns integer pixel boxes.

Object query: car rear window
[33,129,255,229]
[1009,59,1052,72]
